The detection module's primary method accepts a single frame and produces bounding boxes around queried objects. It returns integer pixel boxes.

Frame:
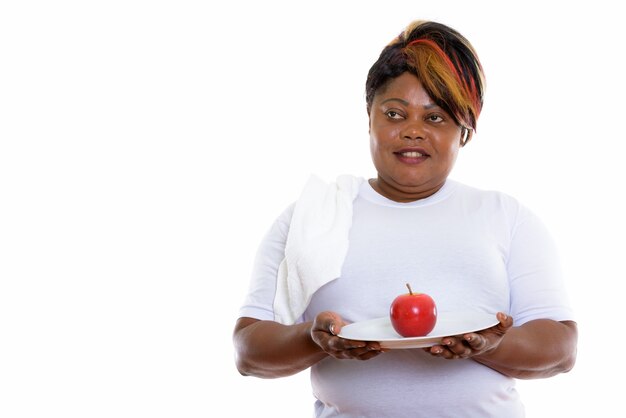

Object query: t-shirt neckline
[360,178,457,208]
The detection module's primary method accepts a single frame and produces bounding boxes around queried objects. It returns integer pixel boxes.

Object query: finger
[443,337,471,357]
[495,312,514,332]
[322,318,343,336]
[348,345,379,357]
[442,337,462,349]
[313,311,343,335]
[437,347,459,360]
[463,333,487,350]
[330,338,367,352]
[467,313,511,339]
[326,343,366,359]
[332,342,381,360]
[426,344,445,355]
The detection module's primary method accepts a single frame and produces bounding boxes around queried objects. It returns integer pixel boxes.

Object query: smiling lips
[394,148,429,164]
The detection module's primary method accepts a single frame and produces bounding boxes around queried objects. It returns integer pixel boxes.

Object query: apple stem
[406,283,413,295]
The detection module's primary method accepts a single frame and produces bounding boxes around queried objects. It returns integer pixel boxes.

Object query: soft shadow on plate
[338,311,499,349]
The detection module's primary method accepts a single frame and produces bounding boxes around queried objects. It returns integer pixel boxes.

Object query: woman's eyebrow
[380,98,437,109]
[381,98,409,106]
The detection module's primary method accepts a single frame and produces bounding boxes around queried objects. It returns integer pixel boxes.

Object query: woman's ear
[460,128,473,147]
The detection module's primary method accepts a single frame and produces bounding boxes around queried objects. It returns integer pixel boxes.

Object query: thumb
[316,311,342,335]
[496,312,514,331]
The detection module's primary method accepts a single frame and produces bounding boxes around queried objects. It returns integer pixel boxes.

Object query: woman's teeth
[401,151,423,157]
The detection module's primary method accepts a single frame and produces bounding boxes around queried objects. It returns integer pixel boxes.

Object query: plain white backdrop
[1,1,625,417]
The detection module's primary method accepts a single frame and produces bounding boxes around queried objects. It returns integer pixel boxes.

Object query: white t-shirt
[239,179,575,418]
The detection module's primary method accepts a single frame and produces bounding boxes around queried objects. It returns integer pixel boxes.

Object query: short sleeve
[237,203,294,321]
[507,204,575,326]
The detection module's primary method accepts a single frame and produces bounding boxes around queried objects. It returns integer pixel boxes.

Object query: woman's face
[369,72,467,202]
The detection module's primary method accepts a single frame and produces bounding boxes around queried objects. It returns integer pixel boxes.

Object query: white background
[1,1,624,417]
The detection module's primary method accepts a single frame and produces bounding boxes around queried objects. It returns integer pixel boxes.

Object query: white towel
[273,174,364,324]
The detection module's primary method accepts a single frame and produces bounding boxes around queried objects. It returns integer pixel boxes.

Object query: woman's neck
[368,177,446,202]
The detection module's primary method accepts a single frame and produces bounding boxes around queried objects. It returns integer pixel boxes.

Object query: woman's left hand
[424,312,513,360]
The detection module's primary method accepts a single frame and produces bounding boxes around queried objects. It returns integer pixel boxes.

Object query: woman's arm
[472,319,577,379]
[233,317,327,378]
[425,313,578,379]
[453,200,578,378]
[233,312,385,379]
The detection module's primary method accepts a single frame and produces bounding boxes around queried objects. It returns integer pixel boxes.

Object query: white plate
[338,311,499,349]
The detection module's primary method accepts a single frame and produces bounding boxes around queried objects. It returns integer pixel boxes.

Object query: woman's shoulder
[450,179,520,204]
[453,180,553,233]
[449,179,534,223]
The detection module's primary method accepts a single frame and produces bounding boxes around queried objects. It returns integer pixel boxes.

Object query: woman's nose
[401,120,425,141]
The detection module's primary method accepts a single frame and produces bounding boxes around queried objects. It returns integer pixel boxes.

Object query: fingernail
[329,324,336,335]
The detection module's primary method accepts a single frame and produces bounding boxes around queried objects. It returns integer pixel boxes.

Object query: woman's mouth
[399,151,423,158]
[394,149,429,164]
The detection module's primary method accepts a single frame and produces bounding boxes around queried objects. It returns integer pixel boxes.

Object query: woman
[233,20,577,417]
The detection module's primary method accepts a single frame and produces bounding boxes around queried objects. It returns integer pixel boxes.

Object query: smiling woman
[365,20,484,203]
[368,72,466,201]
[232,19,577,418]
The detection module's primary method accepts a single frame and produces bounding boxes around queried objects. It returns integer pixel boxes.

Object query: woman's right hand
[310,311,385,360]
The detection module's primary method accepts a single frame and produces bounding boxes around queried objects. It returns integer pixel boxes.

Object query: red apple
[390,283,437,337]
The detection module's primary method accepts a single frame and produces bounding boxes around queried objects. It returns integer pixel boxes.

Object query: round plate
[338,311,499,349]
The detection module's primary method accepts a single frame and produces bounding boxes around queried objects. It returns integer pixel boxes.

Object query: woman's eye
[427,114,443,122]
[386,110,404,119]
